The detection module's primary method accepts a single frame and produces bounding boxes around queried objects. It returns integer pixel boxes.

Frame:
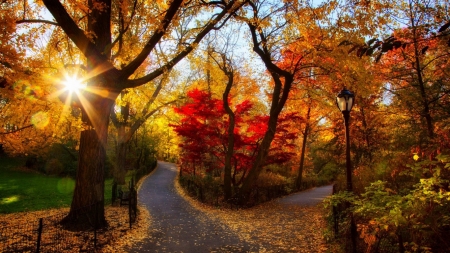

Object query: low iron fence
[245,184,291,206]
[182,178,222,206]
[111,161,157,204]
[0,192,138,252]
[134,160,157,184]
[1,203,100,252]
[180,176,294,207]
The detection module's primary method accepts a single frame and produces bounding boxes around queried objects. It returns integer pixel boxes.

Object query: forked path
[129,162,332,252]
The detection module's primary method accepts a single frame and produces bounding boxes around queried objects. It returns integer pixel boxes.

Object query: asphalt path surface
[129,162,254,252]
[276,184,333,206]
[129,162,332,252]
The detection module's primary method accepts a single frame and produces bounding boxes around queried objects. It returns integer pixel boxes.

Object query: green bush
[264,163,294,178]
[325,154,450,252]
[257,171,288,186]
[44,143,78,177]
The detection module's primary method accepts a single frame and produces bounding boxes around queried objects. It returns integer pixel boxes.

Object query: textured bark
[111,93,130,186]
[296,106,311,189]
[56,0,115,227]
[115,126,128,185]
[63,92,116,228]
[238,117,280,199]
[360,107,373,162]
[209,50,236,200]
[409,1,434,139]
[222,69,235,200]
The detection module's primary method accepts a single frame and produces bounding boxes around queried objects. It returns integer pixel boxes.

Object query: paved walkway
[129,162,332,252]
[129,162,254,252]
[276,184,333,206]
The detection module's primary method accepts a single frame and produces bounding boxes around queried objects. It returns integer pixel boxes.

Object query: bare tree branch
[120,0,185,77]
[42,0,119,81]
[123,0,245,89]
[64,64,87,71]
[111,0,139,61]
[0,125,34,135]
[16,19,59,26]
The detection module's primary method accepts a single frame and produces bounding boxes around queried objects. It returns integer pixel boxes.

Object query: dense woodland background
[1,0,450,251]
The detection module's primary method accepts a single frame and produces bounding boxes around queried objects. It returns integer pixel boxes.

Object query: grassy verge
[0,156,132,214]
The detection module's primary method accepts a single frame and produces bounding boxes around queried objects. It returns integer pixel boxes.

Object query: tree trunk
[110,93,130,185]
[61,0,114,228]
[296,106,311,189]
[115,124,128,185]
[409,1,434,139]
[211,50,237,200]
[41,0,244,225]
[238,116,279,200]
[360,106,373,162]
[223,80,235,200]
[236,13,295,203]
[63,94,115,228]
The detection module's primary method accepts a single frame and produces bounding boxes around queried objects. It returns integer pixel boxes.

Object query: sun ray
[46,66,119,141]
[63,76,85,92]
[46,69,87,132]
[76,92,103,134]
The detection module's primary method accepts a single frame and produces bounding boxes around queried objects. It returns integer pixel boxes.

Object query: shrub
[44,143,78,177]
[257,171,288,186]
[264,163,294,178]
[326,154,450,253]
[179,174,223,205]
[45,158,64,175]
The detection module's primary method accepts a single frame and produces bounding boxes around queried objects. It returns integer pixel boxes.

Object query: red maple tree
[171,89,301,186]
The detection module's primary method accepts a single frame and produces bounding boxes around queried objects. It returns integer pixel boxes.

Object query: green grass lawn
[0,156,122,214]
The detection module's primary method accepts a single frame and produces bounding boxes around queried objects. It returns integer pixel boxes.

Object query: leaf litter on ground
[174,179,329,253]
[0,204,151,252]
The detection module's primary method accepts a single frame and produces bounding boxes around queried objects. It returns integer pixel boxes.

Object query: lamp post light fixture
[336,87,357,253]
[336,88,355,192]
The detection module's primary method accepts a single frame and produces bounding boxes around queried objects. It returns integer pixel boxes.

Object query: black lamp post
[336,88,355,192]
[336,87,357,253]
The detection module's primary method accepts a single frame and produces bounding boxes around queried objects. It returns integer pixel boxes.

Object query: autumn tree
[171,86,300,190]
[172,88,229,176]
[256,0,397,195]
[0,2,75,156]
[208,49,238,199]
[319,1,450,250]
[233,0,357,201]
[340,0,450,142]
[7,0,246,226]
[228,1,296,201]
[110,70,181,188]
[378,4,439,141]
[0,57,81,158]
[204,25,259,198]
[275,35,329,188]
[209,46,301,198]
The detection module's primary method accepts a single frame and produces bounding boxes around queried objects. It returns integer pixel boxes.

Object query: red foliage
[171,89,301,179]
